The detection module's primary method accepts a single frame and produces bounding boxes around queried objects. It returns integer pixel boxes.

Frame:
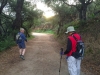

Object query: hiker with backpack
[60,26,84,75]
[16,28,27,60]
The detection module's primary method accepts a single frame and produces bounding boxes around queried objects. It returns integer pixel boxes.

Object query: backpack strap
[72,34,81,41]
[18,33,21,40]
[72,35,78,41]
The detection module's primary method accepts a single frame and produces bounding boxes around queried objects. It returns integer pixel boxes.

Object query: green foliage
[0,36,16,52]
[34,29,54,34]
[27,34,35,40]
[63,20,80,30]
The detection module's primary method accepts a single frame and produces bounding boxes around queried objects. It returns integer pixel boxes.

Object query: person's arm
[21,33,27,42]
[64,38,72,54]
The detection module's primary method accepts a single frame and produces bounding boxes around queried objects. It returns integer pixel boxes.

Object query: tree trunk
[77,0,93,21]
[83,4,87,21]
[0,0,8,35]
[12,0,24,30]
[57,25,60,35]
[57,21,63,35]
[79,9,83,20]
[78,5,87,21]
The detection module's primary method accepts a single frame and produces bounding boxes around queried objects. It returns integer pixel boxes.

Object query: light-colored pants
[66,56,81,75]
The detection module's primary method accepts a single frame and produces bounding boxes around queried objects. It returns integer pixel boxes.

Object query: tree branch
[0,0,8,14]
[62,0,76,7]
[94,10,100,15]
[79,0,85,4]
[86,0,93,5]
[62,0,81,11]
[1,0,8,9]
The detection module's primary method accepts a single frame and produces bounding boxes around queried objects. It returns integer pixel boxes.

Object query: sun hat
[20,28,24,31]
[65,26,75,34]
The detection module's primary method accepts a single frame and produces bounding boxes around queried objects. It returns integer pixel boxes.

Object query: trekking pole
[59,48,63,75]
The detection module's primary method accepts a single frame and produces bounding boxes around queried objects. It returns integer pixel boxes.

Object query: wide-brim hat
[20,28,24,31]
[65,26,75,34]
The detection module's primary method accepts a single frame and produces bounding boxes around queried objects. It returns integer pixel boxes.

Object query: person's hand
[25,39,27,42]
[60,51,64,55]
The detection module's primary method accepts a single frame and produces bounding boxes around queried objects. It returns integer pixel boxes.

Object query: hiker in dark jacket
[16,28,27,60]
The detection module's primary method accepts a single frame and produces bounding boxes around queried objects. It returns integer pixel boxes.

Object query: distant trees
[62,0,93,21]
[43,0,100,34]
[54,4,77,34]
[44,0,77,34]
[44,0,94,21]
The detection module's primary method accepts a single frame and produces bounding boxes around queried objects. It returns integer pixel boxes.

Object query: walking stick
[59,48,63,75]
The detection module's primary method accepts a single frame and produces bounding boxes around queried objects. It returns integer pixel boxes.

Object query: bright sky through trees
[26,0,80,18]
[26,0,55,18]
[36,2,55,18]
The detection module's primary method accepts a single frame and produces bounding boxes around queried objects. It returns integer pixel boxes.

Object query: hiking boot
[21,55,25,60]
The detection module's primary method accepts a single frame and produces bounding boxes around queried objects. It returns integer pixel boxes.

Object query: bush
[59,20,80,35]
[0,36,16,52]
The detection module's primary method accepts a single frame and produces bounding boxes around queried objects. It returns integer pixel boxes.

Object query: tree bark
[79,7,83,20]
[12,0,24,30]
[57,21,63,35]
[83,6,87,21]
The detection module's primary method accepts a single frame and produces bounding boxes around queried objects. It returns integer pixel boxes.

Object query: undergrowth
[0,36,16,52]
[34,29,54,34]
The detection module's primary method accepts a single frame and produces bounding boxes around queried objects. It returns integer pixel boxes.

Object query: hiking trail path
[0,33,86,75]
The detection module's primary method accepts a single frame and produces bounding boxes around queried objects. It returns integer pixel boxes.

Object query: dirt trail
[0,33,86,75]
